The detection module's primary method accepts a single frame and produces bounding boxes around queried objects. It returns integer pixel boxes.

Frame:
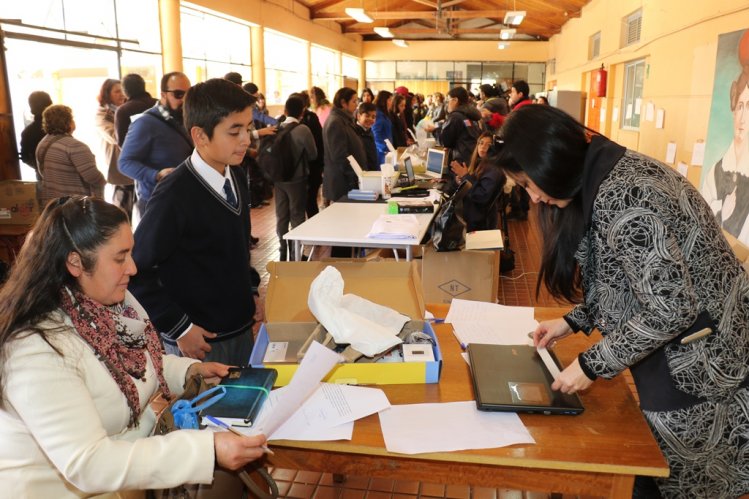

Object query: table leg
[406,246,412,261]
[294,241,302,262]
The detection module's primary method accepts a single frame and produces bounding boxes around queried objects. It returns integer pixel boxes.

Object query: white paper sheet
[645,101,655,122]
[665,142,677,164]
[691,141,705,166]
[445,299,537,347]
[625,104,633,120]
[308,266,407,356]
[612,107,619,122]
[253,341,342,438]
[635,98,642,115]
[656,109,665,129]
[367,214,420,239]
[677,161,689,177]
[378,401,535,454]
[258,382,389,441]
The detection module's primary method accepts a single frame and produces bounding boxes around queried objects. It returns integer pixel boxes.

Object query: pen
[203,415,275,455]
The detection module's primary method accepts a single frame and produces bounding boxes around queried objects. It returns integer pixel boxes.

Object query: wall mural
[701,29,749,244]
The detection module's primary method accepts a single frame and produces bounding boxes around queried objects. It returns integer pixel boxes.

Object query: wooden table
[283,201,436,261]
[267,306,669,498]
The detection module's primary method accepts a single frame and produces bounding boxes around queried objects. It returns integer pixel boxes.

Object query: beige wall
[549,0,749,187]
[363,40,548,62]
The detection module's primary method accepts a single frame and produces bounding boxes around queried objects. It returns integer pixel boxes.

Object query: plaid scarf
[59,288,171,428]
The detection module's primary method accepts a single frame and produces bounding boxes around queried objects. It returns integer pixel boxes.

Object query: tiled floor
[249,199,605,499]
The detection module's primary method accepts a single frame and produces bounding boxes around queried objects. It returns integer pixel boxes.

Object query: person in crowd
[429,86,483,164]
[412,93,428,126]
[20,90,52,172]
[372,90,394,166]
[450,132,506,232]
[223,71,244,86]
[498,105,749,498]
[389,93,411,148]
[428,92,447,123]
[114,73,157,147]
[118,72,193,217]
[535,95,550,105]
[274,94,317,261]
[240,82,279,131]
[394,86,413,130]
[322,87,366,203]
[310,86,332,127]
[130,78,262,365]
[36,105,106,206]
[355,102,379,171]
[298,90,325,218]
[360,88,375,104]
[0,196,267,497]
[479,83,510,132]
[95,78,135,218]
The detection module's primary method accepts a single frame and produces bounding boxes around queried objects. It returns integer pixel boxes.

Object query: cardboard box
[249,260,442,386]
[0,181,39,225]
[420,245,499,304]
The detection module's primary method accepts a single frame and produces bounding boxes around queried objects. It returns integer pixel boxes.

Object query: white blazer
[0,292,214,498]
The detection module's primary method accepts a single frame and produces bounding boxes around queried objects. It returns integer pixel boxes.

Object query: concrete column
[251,25,265,92]
[159,0,183,73]
[306,42,312,90]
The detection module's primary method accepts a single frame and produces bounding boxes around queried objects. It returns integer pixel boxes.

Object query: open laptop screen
[403,156,415,183]
[426,148,446,177]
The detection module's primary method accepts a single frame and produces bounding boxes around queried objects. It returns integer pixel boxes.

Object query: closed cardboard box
[421,245,499,304]
[0,181,39,225]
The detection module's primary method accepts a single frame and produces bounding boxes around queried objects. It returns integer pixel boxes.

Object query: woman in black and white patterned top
[497,105,749,498]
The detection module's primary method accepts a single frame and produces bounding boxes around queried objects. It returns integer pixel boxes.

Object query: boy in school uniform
[129,78,261,365]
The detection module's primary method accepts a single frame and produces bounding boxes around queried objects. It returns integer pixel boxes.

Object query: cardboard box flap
[265,260,425,323]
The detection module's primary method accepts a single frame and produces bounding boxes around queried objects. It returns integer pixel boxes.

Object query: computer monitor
[425,148,447,178]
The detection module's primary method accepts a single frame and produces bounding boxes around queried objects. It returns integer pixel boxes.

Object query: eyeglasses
[165,89,187,99]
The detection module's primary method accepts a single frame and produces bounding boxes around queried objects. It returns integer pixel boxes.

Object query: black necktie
[223,178,238,208]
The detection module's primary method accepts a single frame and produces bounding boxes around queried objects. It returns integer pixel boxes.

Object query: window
[622,9,642,47]
[264,30,307,105]
[395,61,427,79]
[180,5,251,84]
[342,55,359,79]
[547,59,556,76]
[311,45,340,101]
[589,32,601,60]
[366,61,396,80]
[621,59,645,130]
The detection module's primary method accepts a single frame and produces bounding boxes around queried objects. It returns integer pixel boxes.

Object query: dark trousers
[112,184,135,221]
[306,166,323,218]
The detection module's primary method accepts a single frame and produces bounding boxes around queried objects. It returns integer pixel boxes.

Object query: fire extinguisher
[594,64,607,97]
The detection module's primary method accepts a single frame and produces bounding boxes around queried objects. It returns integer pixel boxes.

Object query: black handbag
[149,375,279,499]
[432,180,470,252]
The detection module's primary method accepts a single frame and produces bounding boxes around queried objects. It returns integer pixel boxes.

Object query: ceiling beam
[309,0,348,14]
[412,0,438,7]
[347,26,549,35]
[313,9,507,20]
[442,0,467,7]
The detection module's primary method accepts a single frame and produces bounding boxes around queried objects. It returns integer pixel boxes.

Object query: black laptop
[467,343,584,415]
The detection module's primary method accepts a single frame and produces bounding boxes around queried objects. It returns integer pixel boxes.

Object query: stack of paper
[445,298,538,347]
[367,214,420,240]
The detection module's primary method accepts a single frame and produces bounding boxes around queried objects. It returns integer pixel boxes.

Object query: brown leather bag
[149,375,278,499]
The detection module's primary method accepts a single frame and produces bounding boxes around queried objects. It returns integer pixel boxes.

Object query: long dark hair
[97,78,121,107]
[0,197,129,406]
[374,90,392,115]
[497,105,589,302]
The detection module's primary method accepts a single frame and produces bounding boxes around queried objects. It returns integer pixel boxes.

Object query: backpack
[256,123,302,182]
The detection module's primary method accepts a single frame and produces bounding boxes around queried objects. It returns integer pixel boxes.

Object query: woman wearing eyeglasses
[0,197,267,497]
[36,105,106,206]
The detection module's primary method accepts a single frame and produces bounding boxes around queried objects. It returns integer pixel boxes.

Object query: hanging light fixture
[500,28,516,40]
[392,39,409,48]
[504,11,526,25]
[374,26,394,38]
[345,7,373,23]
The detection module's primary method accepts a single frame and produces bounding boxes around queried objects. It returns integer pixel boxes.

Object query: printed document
[379,401,535,454]
[445,298,538,347]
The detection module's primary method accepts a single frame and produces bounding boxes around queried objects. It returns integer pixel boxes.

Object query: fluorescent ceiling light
[504,10,526,25]
[497,42,508,50]
[345,8,373,23]
[392,39,409,48]
[374,27,394,38]
[500,28,516,40]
